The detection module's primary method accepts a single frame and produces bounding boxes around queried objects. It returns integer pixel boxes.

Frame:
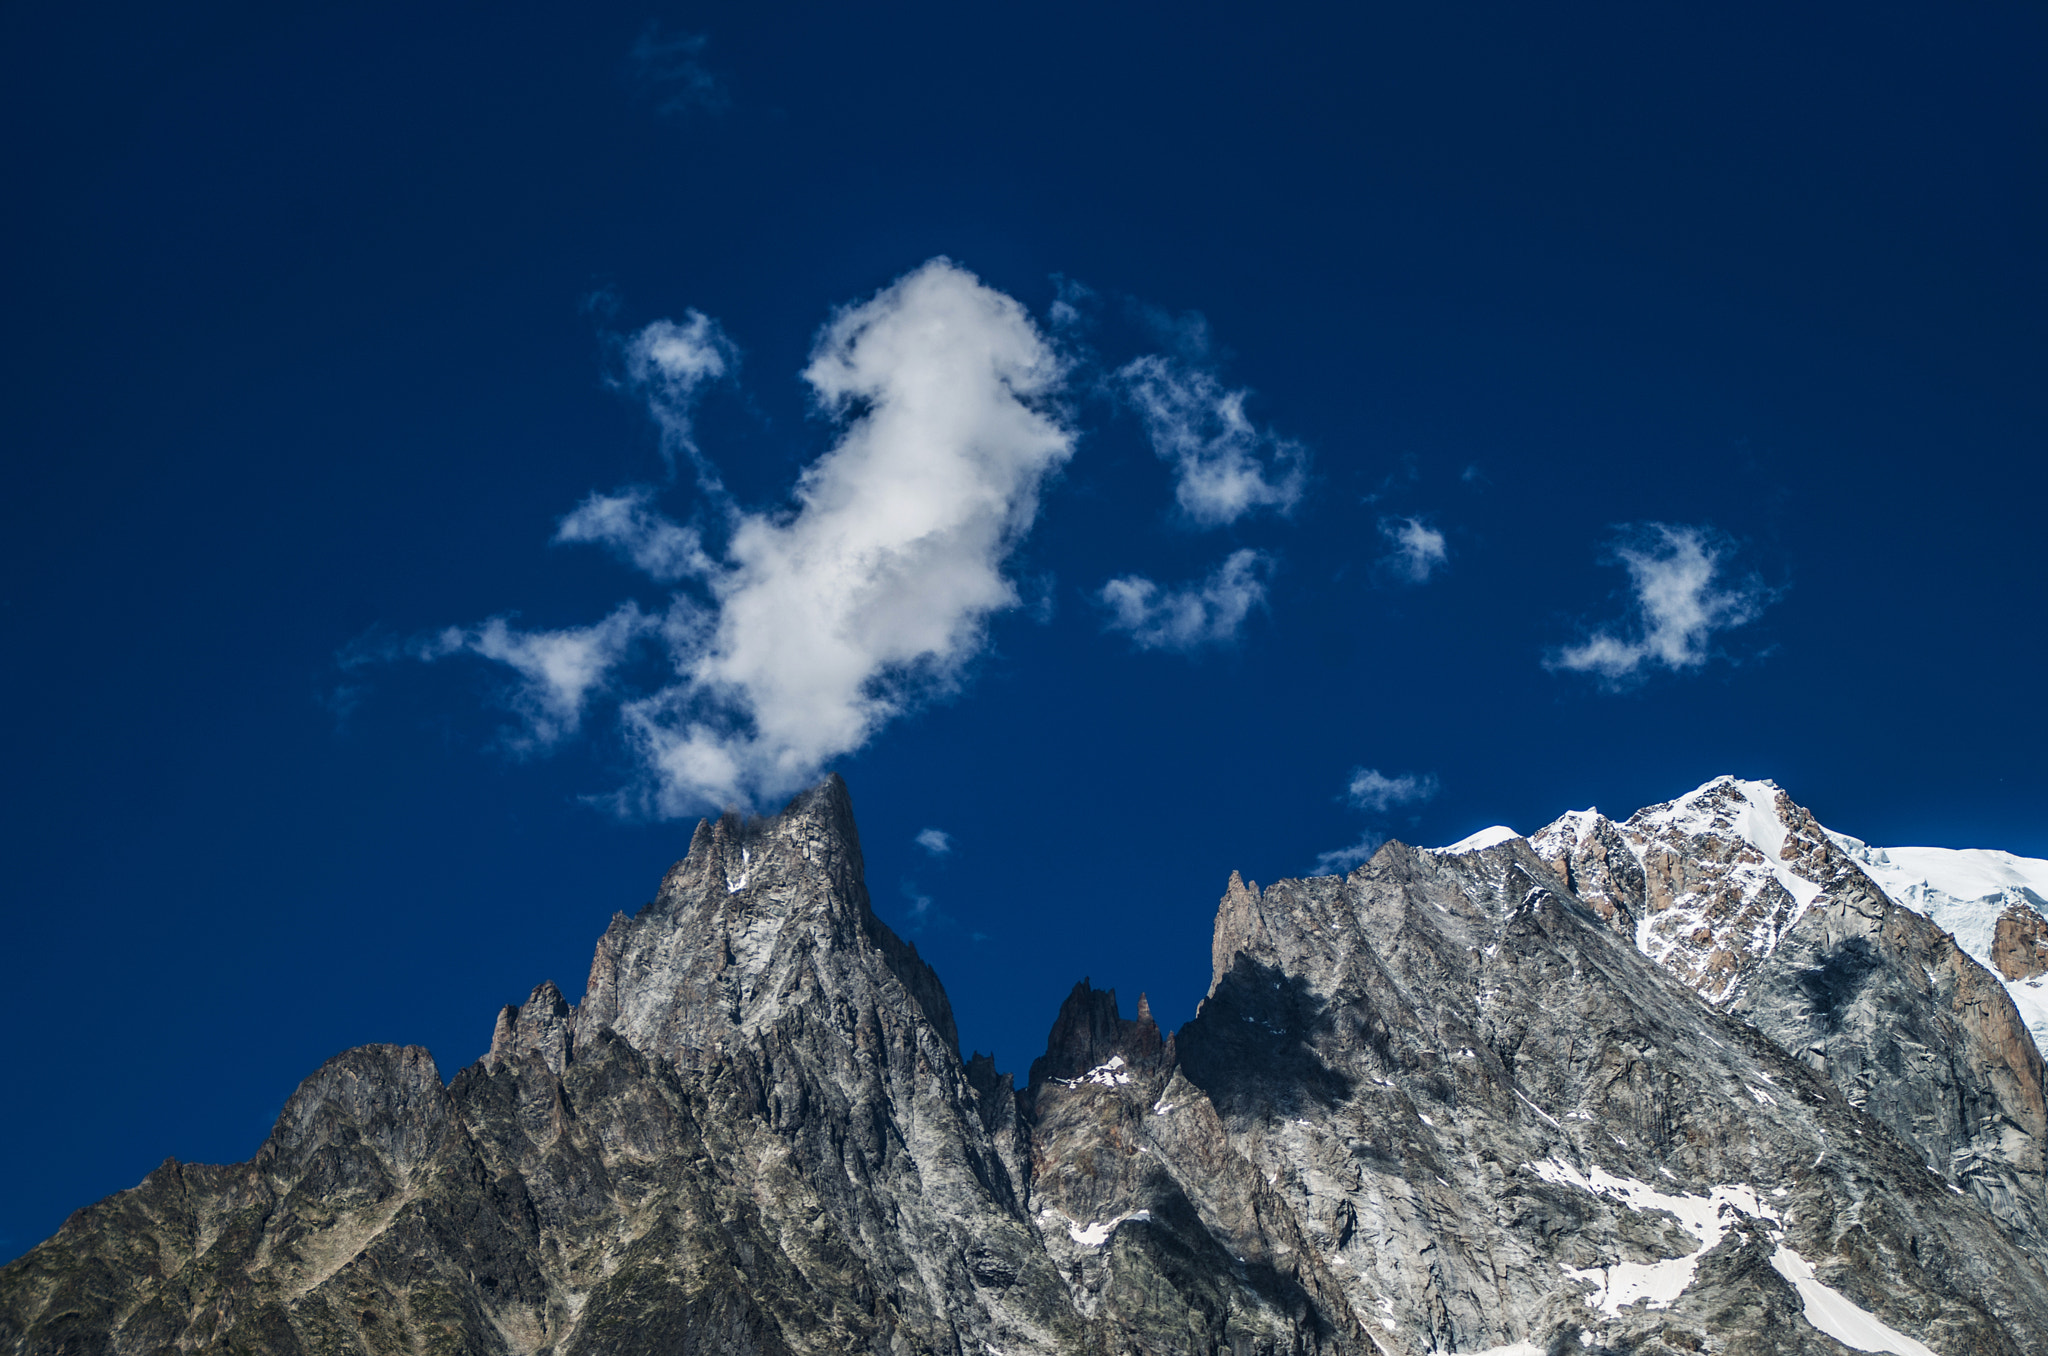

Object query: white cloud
[1379,516,1447,583]
[422,603,651,750]
[1550,524,1772,682]
[621,310,738,480]
[554,487,712,581]
[1345,767,1439,812]
[1314,831,1387,876]
[1100,548,1270,651]
[1116,355,1306,526]
[441,259,1071,814]
[915,828,953,856]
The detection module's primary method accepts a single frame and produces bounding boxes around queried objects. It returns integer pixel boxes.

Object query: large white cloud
[1116,355,1306,527]
[1099,548,1270,652]
[446,259,1074,813]
[1550,524,1772,683]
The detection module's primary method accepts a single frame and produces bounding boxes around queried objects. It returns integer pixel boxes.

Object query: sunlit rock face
[6,775,2048,1356]
[1531,776,2048,1257]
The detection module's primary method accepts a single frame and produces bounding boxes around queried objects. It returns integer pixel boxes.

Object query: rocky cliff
[6,775,2046,1355]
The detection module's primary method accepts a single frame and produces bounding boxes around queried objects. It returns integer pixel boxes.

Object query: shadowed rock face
[6,775,2048,1355]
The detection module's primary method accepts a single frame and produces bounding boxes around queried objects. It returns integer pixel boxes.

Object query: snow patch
[1530,1157,1938,1352]
[1057,1207,1153,1247]
[1769,1247,1939,1356]
[1056,1055,1132,1089]
[1529,1159,1777,1316]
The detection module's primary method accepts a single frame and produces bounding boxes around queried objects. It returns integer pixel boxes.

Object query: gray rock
[6,775,2045,1355]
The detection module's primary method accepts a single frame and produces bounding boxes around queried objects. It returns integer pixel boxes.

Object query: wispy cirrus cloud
[1100,548,1270,652]
[554,487,713,582]
[1548,523,1774,685]
[618,311,739,483]
[1379,516,1447,584]
[418,604,652,752]
[1344,767,1439,812]
[1116,355,1307,527]
[1313,832,1388,877]
[414,258,1074,815]
[629,26,728,116]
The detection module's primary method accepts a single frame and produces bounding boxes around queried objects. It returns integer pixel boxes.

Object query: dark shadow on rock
[1796,935,1886,1032]
[1174,955,1355,1118]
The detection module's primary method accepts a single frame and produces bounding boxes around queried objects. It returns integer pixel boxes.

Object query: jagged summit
[1024,979,1171,1099]
[486,772,960,1077]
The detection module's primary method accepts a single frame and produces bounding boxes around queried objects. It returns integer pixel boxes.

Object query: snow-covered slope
[1829,835,2048,1053]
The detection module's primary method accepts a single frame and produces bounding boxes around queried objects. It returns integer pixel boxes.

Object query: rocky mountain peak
[572,772,958,1067]
[484,979,572,1076]
[1023,979,1169,1101]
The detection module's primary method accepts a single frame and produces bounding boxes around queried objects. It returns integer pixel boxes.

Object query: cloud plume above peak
[1549,523,1773,684]
[438,259,1074,815]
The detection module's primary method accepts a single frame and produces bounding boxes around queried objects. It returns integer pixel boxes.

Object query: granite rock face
[1992,906,2048,982]
[7,775,2048,1355]
[1531,777,2048,1259]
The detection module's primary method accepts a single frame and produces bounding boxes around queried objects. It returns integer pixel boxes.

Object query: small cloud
[1314,831,1386,876]
[1100,549,1270,652]
[1460,463,1487,486]
[1048,274,1098,331]
[629,25,728,116]
[420,604,652,751]
[1548,524,1775,685]
[1345,768,1439,812]
[1379,516,1447,584]
[915,828,953,856]
[1116,354,1307,527]
[555,487,712,581]
[1312,766,1438,874]
[617,311,740,483]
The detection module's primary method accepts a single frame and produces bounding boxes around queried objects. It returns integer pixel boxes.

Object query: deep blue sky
[4,2,2044,1260]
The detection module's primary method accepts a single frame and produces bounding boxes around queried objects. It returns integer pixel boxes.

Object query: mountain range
[5,774,2045,1355]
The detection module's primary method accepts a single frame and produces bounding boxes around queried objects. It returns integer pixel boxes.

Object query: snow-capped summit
[1531,775,1852,1003]
[1430,824,1521,854]
[1531,774,2048,1051]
